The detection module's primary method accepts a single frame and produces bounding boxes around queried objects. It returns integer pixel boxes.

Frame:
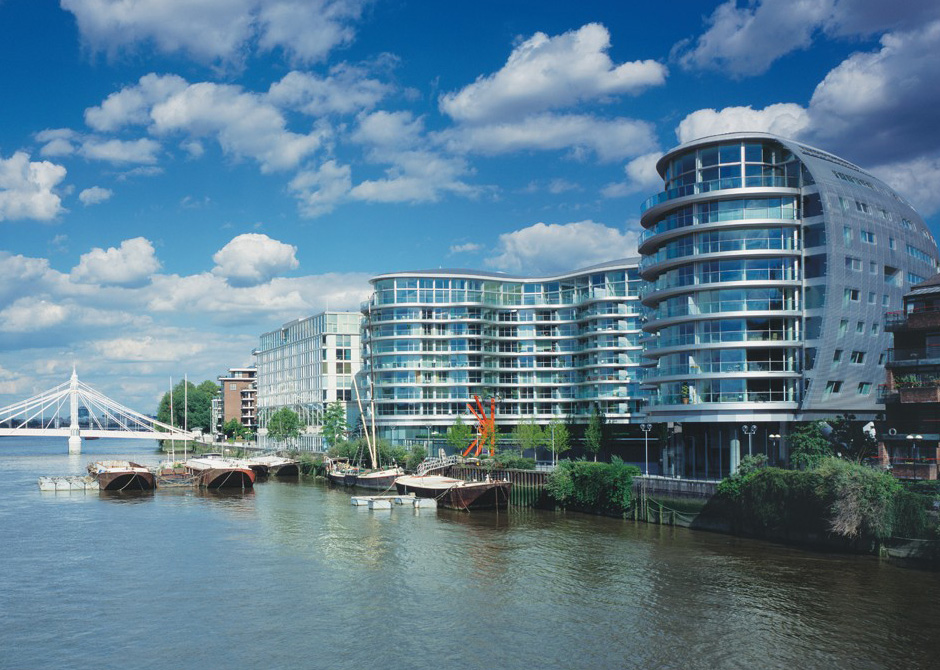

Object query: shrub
[545,459,640,515]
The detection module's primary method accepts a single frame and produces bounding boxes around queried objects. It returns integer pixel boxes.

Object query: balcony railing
[641,175,799,213]
[886,347,940,365]
[886,308,940,331]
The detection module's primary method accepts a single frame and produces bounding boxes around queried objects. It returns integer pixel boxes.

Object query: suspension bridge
[0,369,205,453]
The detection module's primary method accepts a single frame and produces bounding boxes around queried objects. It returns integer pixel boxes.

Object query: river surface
[1,437,938,670]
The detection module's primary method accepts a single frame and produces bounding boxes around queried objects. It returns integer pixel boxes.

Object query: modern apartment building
[216,367,257,437]
[254,311,362,448]
[360,260,646,442]
[881,274,940,479]
[638,132,939,478]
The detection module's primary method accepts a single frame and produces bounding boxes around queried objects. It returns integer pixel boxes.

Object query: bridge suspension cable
[0,369,202,453]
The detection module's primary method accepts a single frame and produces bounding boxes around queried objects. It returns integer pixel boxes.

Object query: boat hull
[97,471,156,491]
[394,476,511,511]
[194,468,255,489]
[352,468,403,490]
[269,462,299,477]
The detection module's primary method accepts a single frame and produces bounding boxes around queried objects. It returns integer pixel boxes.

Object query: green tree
[512,418,546,457]
[788,421,833,470]
[547,418,571,466]
[828,414,878,463]
[156,379,217,433]
[223,418,246,440]
[321,401,349,447]
[267,407,302,444]
[446,415,474,452]
[584,405,604,461]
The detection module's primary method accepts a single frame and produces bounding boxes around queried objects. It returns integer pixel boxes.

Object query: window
[850,351,865,364]
[868,292,876,304]
[889,237,897,250]
[832,349,843,363]
[878,352,886,365]
[908,272,926,285]
[856,321,865,334]
[860,230,876,244]
[882,294,890,307]
[805,348,817,370]
[871,323,880,335]
[824,380,843,397]
[843,226,853,244]
[844,288,860,303]
[855,201,871,214]
[845,256,862,271]
[838,319,848,336]
[857,382,872,395]
[229,383,236,390]
[907,245,934,264]
[869,261,877,274]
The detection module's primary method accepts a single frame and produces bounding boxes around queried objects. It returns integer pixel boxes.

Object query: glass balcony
[641,175,799,213]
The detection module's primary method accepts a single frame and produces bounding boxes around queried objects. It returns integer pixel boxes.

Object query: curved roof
[370,257,641,284]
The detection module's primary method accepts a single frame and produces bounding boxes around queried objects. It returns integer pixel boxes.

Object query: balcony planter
[898,386,940,403]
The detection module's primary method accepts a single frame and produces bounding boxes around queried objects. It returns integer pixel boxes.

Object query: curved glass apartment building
[639,132,939,477]
[361,260,645,441]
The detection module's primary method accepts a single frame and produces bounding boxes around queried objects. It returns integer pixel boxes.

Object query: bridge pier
[68,368,80,454]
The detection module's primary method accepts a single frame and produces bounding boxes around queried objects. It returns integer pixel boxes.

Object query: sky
[3,0,940,413]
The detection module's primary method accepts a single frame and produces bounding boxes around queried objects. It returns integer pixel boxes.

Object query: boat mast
[169,376,175,462]
[353,379,376,469]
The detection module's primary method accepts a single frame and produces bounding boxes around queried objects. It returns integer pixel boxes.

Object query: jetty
[38,476,100,492]
[350,493,437,510]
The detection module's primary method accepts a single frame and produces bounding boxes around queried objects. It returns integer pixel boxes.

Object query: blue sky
[3,0,940,411]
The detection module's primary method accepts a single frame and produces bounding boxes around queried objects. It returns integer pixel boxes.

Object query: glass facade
[361,261,645,440]
[639,133,940,478]
[254,311,362,447]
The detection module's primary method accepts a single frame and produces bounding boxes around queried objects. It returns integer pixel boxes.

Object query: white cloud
[872,153,940,216]
[449,242,482,254]
[0,297,69,333]
[676,104,811,144]
[150,81,324,172]
[36,128,79,157]
[78,186,114,206]
[84,73,188,132]
[91,335,207,362]
[211,233,299,286]
[440,23,666,123]
[352,110,425,150]
[288,160,352,217]
[0,152,67,222]
[71,237,161,287]
[147,271,371,325]
[268,66,390,115]
[673,0,830,76]
[348,151,475,204]
[548,179,579,194]
[439,112,657,162]
[804,20,940,163]
[486,221,641,275]
[602,151,663,197]
[79,137,162,164]
[673,0,940,77]
[61,0,364,65]
[255,0,363,63]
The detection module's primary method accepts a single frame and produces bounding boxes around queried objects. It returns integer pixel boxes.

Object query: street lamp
[640,423,653,476]
[769,433,781,461]
[742,424,757,457]
[907,434,923,479]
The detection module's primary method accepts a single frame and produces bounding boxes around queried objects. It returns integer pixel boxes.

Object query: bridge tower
[68,368,81,454]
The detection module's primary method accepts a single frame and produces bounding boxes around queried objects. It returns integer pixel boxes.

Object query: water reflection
[4,438,940,670]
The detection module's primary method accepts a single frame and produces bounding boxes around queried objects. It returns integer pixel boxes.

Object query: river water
[1,437,937,670]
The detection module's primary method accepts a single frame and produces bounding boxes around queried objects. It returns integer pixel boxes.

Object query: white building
[254,311,362,450]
